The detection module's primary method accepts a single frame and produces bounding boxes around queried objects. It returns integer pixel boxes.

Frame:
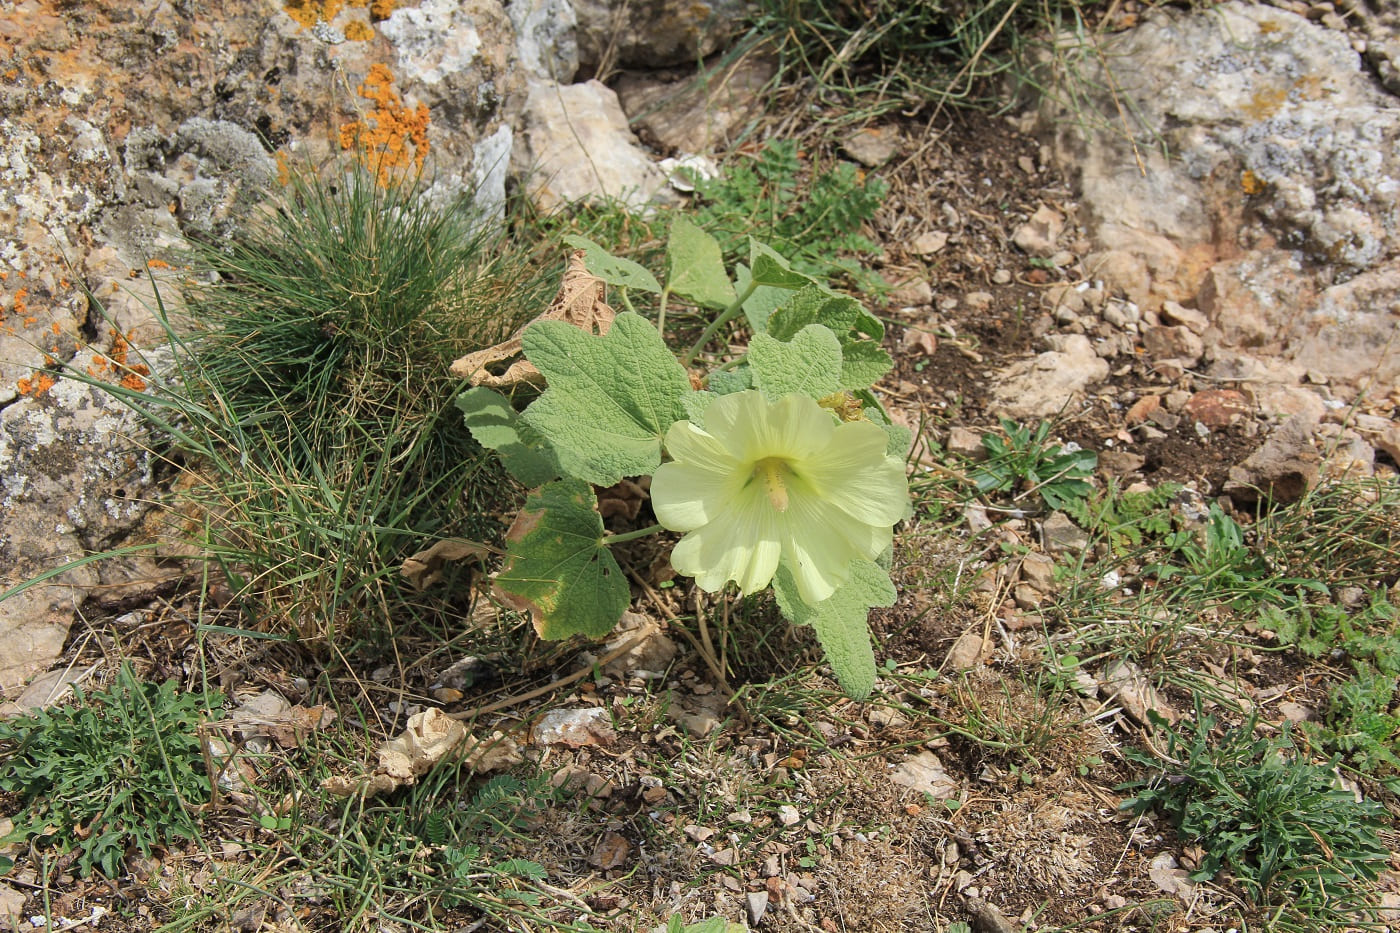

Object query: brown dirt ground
[3,101,1398,933]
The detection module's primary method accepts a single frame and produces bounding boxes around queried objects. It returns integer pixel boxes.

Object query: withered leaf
[449,250,616,388]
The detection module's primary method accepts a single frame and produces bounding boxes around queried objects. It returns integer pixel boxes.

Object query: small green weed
[1061,481,1180,555]
[970,418,1096,510]
[1119,706,1389,918]
[1149,504,1321,611]
[1262,593,1399,673]
[0,666,223,878]
[686,139,887,288]
[1305,665,1400,793]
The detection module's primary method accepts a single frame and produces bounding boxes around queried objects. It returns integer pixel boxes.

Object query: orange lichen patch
[340,63,430,186]
[88,328,151,391]
[51,322,61,335]
[12,286,28,317]
[344,19,374,41]
[369,0,397,20]
[1241,170,1266,195]
[17,371,56,397]
[1243,85,1288,121]
[145,258,173,270]
[283,0,345,28]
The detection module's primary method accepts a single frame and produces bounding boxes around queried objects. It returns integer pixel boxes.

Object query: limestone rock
[516,79,667,210]
[0,378,157,694]
[1037,2,1400,282]
[615,54,777,154]
[843,126,899,168]
[507,0,579,81]
[990,334,1108,418]
[1224,412,1320,504]
[1012,204,1065,257]
[573,0,749,69]
[1040,511,1089,555]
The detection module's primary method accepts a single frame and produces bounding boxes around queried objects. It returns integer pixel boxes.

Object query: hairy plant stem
[602,523,664,546]
[681,279,759,366]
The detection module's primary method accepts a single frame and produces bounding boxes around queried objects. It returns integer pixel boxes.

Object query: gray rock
[1038,2,1400,282]
[1142,324,1204,367]
[990,333,1108,419]
[1012,204,1065,257]
[0,377,158,693]
[843,126,899,168]
[615,53,777,153]
[1018,551,1056,593]
[573,0,749,69]
[516,79,667,210]
[1224,411,1321,504]
[946,426,988,462]
[508,0,579,81]
[1040,511,1089,555]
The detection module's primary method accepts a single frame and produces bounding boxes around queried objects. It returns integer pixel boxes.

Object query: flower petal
[669,482,782,595]
[800,420,909,525]
[778,488,893,604]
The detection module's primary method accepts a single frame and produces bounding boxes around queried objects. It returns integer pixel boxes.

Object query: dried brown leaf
[399,538,491,591]
[449,251,616,387]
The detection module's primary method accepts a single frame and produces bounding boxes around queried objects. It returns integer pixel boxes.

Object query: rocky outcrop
[1034,1,1400,390]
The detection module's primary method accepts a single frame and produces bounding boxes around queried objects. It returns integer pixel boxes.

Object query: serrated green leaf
[749,325,843,399]
[838,340,892,390]
[495,479,630,639]
[667,216,735,310]
[774,559,896,700]
[522,312,691,485]
[767,286,861,340]
[562,235,662,293]
[456,387,561,487]
[682,389,716,421]
[748,239,816,289]
[735,263,801,334]
[706,366,753,395]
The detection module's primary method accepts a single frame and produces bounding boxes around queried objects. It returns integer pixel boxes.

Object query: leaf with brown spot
[493,479,630,639]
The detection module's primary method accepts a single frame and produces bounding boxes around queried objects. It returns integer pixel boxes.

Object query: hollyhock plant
[651,390,908,606]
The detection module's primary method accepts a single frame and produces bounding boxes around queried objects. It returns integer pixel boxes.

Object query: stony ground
[3,101,1396,933]
[2,4,1400,930]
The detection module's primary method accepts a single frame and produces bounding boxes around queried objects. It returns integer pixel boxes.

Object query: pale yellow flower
[651,391,908,605]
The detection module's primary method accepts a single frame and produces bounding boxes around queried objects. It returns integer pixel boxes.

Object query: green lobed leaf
[749,324,843,399]
[838,339,893,390]
[521,312,692,486]
[562,235,663,293]
[734,263,799,334]
[706,367,753,395]
[774,559,897,700]
[455,387,561,487]
[494,479,630,640]
[748,239,816,290]
[667,216,736,310]
[766,285,859,340]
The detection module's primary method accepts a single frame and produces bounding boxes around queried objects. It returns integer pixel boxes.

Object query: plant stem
[602,523,664,546]
[657,286,671,336]
[681,279,758,366]
[618,287,637,315]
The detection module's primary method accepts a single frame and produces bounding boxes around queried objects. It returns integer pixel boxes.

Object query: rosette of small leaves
[0,667,223,878]
[1119,706,1389,914]
[971,418,1096,510]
